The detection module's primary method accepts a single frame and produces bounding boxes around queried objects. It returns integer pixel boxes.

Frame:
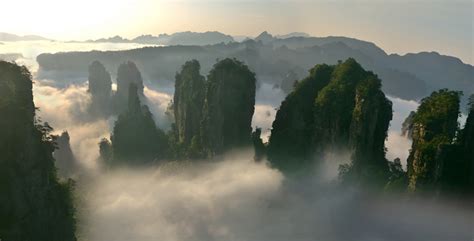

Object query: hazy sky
[2,0,473,64]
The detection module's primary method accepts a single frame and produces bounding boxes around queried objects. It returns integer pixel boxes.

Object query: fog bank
[76,151,473,241]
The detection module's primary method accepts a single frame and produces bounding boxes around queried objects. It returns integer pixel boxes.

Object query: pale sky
[1,0,473,64]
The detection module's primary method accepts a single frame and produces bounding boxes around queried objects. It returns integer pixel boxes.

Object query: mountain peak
[255,31,275,43]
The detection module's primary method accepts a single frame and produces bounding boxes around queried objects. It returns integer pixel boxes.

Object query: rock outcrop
[88,60,112,116]
[201,58,256,156]
[170,59,257,159]
[434,95,474,195]
[267,64,333,169]
[461,98,474,192]
[401,111,415,138]
[406,89,461,193]
[173,60,206,158]
[347,73,393,182]
[110,83,168,165]
[268,58,392,184]
[53,131,80,179]
[0,61,76,241]
[115,61,144,114]
[251,128,266,161]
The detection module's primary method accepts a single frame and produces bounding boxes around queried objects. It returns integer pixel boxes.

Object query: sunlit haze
[1,0,473,64]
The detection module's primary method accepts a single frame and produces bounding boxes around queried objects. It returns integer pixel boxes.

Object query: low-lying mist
[75,151,473,241]
[29,66,472,241]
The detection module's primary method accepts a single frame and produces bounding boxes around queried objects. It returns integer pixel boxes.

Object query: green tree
[0,61,76,241]
[110,83,169,165]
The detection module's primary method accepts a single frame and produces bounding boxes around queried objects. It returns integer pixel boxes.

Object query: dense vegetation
[406,90,461,192]
[108,84,168,165]
[0,61,76,241]
[95,57,473,196]
[1,53,472,240]
[169,58,257,158]
[172,60,206,158]
[201,58,256,156]
[405,90,473,195]
[267,64,333,169]
[268,59,392,187]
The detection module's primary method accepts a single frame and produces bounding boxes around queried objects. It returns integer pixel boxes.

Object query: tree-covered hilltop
[268,59,393,185]
[172,60,206,158]
[201,58,256,156]
[0,61,76,241]
[114,61,145,114]
[404,91,474,195]
[88,60,112,117]
[345,71,393,183]
[108,83,169,165]
[101,58,256,163]
[406,89,461,193]
[169,58,257,159]
[267,64,333,169]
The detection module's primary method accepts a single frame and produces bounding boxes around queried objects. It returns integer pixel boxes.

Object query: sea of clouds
[2,42,472,241]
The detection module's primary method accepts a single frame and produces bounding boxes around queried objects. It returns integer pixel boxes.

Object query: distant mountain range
[86,31,313,46]
[85,31,313,46]
[86,31,235,46]
[2,30,471,103]
[0,32,49,41]
[36,31,473,103]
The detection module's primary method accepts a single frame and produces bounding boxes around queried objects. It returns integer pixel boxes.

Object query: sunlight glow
[0,0,472,64]
[1,0,148,40]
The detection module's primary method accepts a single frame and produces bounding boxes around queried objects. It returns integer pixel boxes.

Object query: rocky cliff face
[88,60,112,116]
[53,131,80,179]
[115,61,144,114]
[0,61,76,241]
[401,111,416,138]
[461,99,474,192]
[268,59,392,183]
[170,59,257,159]
[173,60,206,157]
[110,83,168,165]
[201,58,256,156]
[251,128,265,161]
[348,74,393,183]
[406,89,461,193]
[436,96,474,195]
[267,64,333,170]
